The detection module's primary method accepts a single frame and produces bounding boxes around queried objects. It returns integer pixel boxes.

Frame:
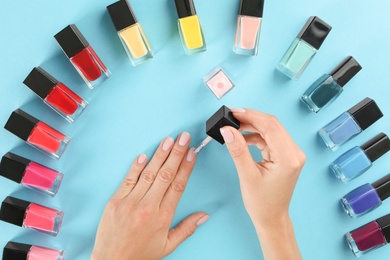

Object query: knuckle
[171,147,185,157]
[159,168,175,183]
[185,225,196,237]
[171,179,186,192]
[265,115,280,129]
[141,170,156,183]
[122,177,138,187]
[106,199,120,214]
[230,146,245,158]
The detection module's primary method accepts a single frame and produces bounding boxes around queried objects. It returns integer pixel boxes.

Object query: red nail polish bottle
[0,152,64,197]
[3,241,65,260]
[0,196,64,236]
[54,24,111,89]
[23,67,88,123]
[4,109,71,159]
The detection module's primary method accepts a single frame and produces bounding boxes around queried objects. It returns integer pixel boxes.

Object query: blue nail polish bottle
[331,133,390,182]
[276,16,332,80]
[341,174,390,218]
[318,98,383,150]
[301,56,362,113]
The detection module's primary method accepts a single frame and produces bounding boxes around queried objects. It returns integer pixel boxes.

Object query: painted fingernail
[162,137,174,151]
[197,215,209,226]
[137,154,147,164]
[220,128,234,144]
[186,147,196,162]
[179,132,191,146]
[230,108,246,113]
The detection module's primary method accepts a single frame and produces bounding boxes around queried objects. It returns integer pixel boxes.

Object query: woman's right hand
[220,108,305,260]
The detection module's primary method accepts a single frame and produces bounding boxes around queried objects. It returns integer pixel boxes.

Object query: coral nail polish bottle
[301,56,362,113]
[203,67,235,99]
[23,67,88,123]
[331,133,390,182]
[54,24,111,89]
[174,0,206,55]
[3,241,65,260]
[107,0,153,66]
[4,109,71,159]
[341,173,390,218]
[346,213,390,257]
[276,16,332,80]
[0,196,64,236]
[318,98,383,150]
[233,0,264,56]
[0,153,63,197]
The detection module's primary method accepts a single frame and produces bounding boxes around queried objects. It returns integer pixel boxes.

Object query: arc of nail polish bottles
[0,152,63,197]
[54,24,111,89]
[4,109,71,159]
[318,97,383,150]
[23,66,88,123]
[3,241,65,260]
[0,196,64,236]
[107,0,153,66]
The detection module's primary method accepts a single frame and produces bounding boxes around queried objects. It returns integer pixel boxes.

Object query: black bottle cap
[0,196,30,227]
[107,0,138,32]
[297,16,332,50]
[206,106,240,144]
[0,153,31,184]
[372,173,390,202]
[376,213,390,243]
[238,0,264,18]
[3,242,32,260]
[54,24,90,58]
[4,109,39,141]
[361,133,390,163]
[174,0,197,18]
[330,56,362,87]
[348,98,383,130]
[23,67,60,99]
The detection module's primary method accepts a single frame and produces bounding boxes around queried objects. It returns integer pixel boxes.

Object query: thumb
[165,212,209,254]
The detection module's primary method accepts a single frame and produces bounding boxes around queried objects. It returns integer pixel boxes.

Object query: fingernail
[230,108,246,113]
[179,132,191,146]
[197,215,209,226]
[162,137,174,151]
[186,147,196,162]
[220,128,234,144]
[137,154,147,164]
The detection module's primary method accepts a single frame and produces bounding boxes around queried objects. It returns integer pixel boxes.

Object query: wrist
[253,213,292,237]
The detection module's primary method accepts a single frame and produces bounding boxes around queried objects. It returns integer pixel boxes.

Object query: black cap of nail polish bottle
[54,24,90,58]
[3,242,32,260]
[348,98,383,131]
[372,173,390,202]
[0,153,31,184]
[238,0,264,18]
[330,56,362,88]
[4,109,39,141]
[376,214,390,243]
[0,196,30,227]
[360,133,390,163]
[23,67,60,99]
[107,0,138,32]
[175,0,197,18]
[206,106,240,144]
[297,16,332,50]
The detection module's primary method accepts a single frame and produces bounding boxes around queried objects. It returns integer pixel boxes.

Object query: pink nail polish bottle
[0,153,63,197]
[3,241,65,260]
[0,196,64,236]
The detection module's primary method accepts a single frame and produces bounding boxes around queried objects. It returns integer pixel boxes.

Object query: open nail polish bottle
[301,56,362,113]
[3,242,65,260]
[203,67,235,99]
[331,133,390,183]
[174,0,206,55]
[346,213,390,257]
[318,98,383,150]
[23,67,88,123]
[341,173,390,218]
[107,0,153,66]
[233,0,264,56]
[0,196,64,236]
[4,109,71,159]
[0,153,63,197]
[54,24,111,89]
[276,16,332,80]
[194,106,240,153]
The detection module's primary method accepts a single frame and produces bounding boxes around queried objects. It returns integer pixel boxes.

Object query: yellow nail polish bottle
[107,0,153,66]
[174,0,206,55]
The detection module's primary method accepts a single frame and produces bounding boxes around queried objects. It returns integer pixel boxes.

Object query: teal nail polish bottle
[276,16,332,80]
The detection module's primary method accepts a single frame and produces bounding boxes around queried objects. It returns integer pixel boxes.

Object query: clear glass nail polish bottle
[341,173,390,218]
[276,16,332,80]
[331,133,390,182]
[174,0,206,55]
[301,56,362,113]
[203,67,235,99]
[107,0,153,66]
[318,98,383,150]
[3,242,65,260]
[234,0,264,56]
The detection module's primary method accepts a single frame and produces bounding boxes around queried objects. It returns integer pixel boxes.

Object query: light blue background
[0,0,389,259]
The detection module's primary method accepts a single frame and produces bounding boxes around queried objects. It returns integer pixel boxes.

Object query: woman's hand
[220,108,305,260]
[91,132,208,260]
